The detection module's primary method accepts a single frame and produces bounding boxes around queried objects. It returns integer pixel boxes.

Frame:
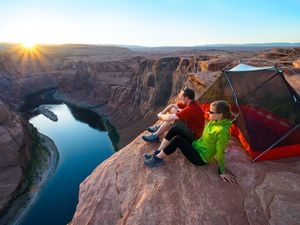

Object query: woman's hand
[220,173,236,184]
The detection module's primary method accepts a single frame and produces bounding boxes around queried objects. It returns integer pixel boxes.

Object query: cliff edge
[69,131,300,225]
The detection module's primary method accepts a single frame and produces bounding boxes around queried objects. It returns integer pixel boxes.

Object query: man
[144,90,185,141]
[142,87,205,144]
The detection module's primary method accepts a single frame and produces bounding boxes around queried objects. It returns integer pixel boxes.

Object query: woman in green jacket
[144,100,236,184]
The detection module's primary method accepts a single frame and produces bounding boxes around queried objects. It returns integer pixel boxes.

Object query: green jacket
[192,119,232,174]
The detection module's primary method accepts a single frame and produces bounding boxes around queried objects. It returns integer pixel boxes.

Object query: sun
[22,41,36,49]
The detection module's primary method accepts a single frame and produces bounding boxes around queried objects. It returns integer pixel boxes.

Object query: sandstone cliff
[0,46,299,223]
[69,48,300,225]
[2,46,298,148]
[69,133,300,225]
[56,54,239,146]
[0,100,32,215]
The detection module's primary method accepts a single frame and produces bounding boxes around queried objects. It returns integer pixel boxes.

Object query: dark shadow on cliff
[67,105,120,150]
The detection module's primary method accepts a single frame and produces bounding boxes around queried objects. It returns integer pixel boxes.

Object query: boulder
[200,60,232,72]
[293,59,300,69]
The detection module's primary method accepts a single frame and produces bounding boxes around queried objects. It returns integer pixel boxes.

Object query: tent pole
[224,72,240,122]
[252,124,300,162]
[239,72,279,102]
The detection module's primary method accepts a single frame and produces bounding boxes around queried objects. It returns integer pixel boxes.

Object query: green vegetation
[19,125,48,194]
[0,124,58,225]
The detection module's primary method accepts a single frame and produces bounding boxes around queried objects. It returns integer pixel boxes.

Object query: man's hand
[157,112,163,120]
[159,114,168,121]
[220,173,236,184]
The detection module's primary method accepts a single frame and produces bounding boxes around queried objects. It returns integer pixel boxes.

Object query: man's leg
[154,121,172,136]
[172,120,195,142]
[152,106,178,135]
[156,124,194,151]
[169,106,179,114]
[142,105,186,143]
[142,118,174,143]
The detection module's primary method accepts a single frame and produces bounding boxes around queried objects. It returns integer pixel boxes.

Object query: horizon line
[1,41,300,48]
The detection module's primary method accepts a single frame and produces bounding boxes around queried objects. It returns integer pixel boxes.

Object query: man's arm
[158,113,179,122]
[159,103,177,115]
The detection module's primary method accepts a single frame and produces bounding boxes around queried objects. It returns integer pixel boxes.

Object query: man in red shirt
[145,91,185,138]
[142,88,204,145]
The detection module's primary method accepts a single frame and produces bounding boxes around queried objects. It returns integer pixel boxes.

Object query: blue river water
[20,104,115,225]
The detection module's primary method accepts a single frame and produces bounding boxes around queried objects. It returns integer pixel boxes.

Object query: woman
[144,100,236,184]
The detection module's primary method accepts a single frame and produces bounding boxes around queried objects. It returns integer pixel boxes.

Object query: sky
[1,0,300,46]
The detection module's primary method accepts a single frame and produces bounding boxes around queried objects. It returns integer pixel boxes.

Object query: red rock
[69,134,300,225]
[200,59,232,72]
[293,59,300,68]
[0,100,31,214]
[1,46,300,223]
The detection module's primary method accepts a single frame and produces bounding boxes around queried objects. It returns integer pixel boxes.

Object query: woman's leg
[157,135,206,165]
[156,126,182,151]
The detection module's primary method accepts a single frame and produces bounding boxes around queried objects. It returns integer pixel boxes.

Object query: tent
[198,63,300,162]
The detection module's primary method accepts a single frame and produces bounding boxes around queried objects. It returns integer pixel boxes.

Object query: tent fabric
[198,63,300,161]
[226,63,277,72]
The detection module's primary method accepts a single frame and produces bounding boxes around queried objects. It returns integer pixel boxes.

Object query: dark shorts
[169,119,195,142]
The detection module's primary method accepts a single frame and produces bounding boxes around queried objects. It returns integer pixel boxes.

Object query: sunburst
[22,41,36,49]
[5,43,49,73]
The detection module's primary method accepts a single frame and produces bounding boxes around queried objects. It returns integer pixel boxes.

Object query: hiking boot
[142,134,159,143]
[144,149,161,159]
[147,125,161,133]
[144,155,165,167]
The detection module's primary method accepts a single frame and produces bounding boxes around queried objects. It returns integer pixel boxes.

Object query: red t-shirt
[176,101,204,139]
[177,102,187,109]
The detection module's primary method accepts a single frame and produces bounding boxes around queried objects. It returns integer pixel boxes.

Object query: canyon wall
[68,48,300,225]
[0,100,32,216]
[0,46,299,221]
[56,55,213,146]
[0,46,233,216]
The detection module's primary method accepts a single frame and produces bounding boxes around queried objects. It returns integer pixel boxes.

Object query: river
[20,103,116,225]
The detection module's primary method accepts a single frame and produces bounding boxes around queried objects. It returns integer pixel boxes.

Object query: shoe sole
[142,137,159,143]
[144,154,152,159]
[147,126,160,133]
[147,129,157,133]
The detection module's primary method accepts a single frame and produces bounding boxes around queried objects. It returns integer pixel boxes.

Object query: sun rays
[22,41,36,49]
[4,44,51,74]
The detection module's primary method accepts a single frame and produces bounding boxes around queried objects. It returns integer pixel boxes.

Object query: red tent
[198,63,300,162]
